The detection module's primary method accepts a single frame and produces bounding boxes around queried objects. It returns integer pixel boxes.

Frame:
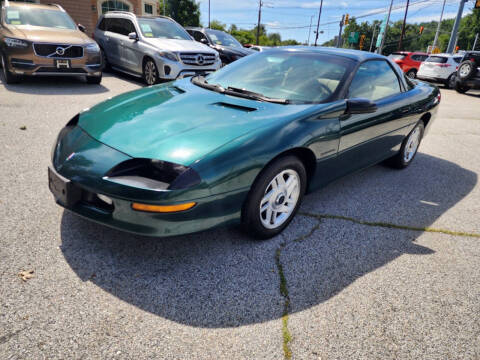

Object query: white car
[417,53,463,88]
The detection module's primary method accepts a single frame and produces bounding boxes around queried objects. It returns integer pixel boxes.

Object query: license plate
[55,59,70,69]
[48,166,81,207]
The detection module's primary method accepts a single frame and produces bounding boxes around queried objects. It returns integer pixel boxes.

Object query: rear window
[389,53,406,60]
[425,56,448,64]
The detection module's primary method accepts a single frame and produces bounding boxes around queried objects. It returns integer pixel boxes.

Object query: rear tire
[445,74,456,89]
[241,156,307,239]
[143,58,158,86]
[406,69,416,79]
[385,122,424,169]
[457,60,476,80]
[1,53,20,84]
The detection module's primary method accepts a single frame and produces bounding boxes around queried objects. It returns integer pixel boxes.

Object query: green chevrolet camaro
[49,47,440,239]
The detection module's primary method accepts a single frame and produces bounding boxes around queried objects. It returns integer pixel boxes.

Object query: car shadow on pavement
[60,153,477,328]
[0,74,110,95]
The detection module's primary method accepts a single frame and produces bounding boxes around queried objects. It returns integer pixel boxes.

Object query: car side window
[193,31,207,43]
[98,18,106,31]
[109,18,135,36]
[348,60,402,101]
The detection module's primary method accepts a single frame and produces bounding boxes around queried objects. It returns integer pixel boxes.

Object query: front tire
[143,58,158,86]
[242,156,307,239]
[1,53,20,84]
[86,75,102,85]
[455,82,470,94]
[385,122,424,169]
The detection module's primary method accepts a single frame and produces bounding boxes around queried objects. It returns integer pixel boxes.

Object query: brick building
[11,0,159,36]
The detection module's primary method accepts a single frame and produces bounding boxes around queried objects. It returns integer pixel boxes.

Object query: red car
[389,51,429,78]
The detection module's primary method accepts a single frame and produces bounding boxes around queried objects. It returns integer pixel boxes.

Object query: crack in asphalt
[276,211,480,359]
[300,212,480,238]
[275,220,321,359]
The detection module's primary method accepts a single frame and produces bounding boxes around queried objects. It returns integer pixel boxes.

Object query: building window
[144,4,153,15]
[101,0,130,14]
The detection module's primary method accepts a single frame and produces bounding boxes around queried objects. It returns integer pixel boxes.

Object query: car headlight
[158,51,179,62]
[104,158,201,191]
[85,42,100,53]
[4,37,29,48]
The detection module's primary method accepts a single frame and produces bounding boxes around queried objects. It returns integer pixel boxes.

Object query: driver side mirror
[200,38,208,44]
[128,32,139,41]
[345,98,377,115]
[78,24,86,33]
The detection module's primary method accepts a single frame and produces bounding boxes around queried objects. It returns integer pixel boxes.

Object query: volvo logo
[196,55,205,65]
[56,47,66,56]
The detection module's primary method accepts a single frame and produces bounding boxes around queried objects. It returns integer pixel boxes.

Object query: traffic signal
[344,14,349,25]
[419,26,424,35]
[475,0,480,8]
[455,46,460,53]
[359,34,366,50]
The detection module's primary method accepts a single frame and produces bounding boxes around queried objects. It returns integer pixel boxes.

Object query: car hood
[4,25,92,44]
[214,45,252,56]
[78,79,313,166]
[142,38,216,54]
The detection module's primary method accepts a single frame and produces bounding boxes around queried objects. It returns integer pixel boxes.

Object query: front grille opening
[81,190,114,213]
[35,67,87,74]
[179,53,216,66]
[34,44,84,58]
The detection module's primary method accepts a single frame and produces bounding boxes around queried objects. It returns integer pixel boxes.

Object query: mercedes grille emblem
[196,55,205,65]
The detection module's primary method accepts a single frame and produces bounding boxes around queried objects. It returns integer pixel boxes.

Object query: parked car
[49,48,440,239]
[185,27,252,65]
[0,2,102,84]
[453,51,480,93]
[94,12,221,85]
[389,51,428,78]
[250,45,271,52]
[417,53,463,88]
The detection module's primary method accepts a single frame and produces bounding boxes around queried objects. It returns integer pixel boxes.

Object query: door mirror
[128,32,139,41]
[200,38,208,44]
[78,24,86,33]
[345,98,377,114]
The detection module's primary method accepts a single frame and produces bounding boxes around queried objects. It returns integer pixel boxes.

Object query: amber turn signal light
[131,202,196,213]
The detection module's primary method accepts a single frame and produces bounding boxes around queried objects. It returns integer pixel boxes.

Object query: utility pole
[378,0,394,54]
[208,0,211,28]
[370,23,379,52]
[447,0,466,53]
[432,0,446,51]
[398,0,410,50]
[256,0,262,45]
[336,15,345,48]
[163,0,166,16]
[473,33,479,50]
[314,0,324,46]
[308,15,314,45]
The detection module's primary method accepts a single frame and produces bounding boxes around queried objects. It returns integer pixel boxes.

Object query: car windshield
[137,18,191,40]
[206,29,242,48]
[425,56,448,63]
[202,51,353,104]
[5,6,76,30]
[389,53,406,60]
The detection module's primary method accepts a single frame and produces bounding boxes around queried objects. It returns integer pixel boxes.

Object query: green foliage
[322,7,480,54]
[161,0,201,27]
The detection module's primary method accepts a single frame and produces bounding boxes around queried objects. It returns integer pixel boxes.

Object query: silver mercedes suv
[94,12,221,85]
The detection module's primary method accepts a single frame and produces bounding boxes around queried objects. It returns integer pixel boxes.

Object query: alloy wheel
[459,64,471,78]
[144,61,157,86]
[404,126,421,163]
[259,169,300,229]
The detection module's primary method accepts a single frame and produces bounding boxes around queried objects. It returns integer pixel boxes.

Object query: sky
[196,0,474,45]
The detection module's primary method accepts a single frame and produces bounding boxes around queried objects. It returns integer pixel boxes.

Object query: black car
[186,27,253,65]
[454,51,480,93]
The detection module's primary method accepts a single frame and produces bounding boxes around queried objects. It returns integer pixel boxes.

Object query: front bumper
[49,164,246,237]
[4,47,102,77]
[154,56,222,80]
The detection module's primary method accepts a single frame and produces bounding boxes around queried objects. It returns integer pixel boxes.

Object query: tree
[209,20,226,31]
[163,0,201,27]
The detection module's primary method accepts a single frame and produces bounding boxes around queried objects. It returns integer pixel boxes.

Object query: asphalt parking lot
[1,73,479,359]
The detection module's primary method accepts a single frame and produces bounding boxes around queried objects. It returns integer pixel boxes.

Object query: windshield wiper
[225,86,289,104]
[191,76,225,93]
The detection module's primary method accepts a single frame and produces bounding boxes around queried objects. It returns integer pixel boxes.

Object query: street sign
[348,32,359,44]
[376,15,388,48]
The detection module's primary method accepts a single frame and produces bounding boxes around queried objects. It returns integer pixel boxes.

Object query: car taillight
[434,92,441,105]
[434,63,450,67]
[455,66,459,70]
